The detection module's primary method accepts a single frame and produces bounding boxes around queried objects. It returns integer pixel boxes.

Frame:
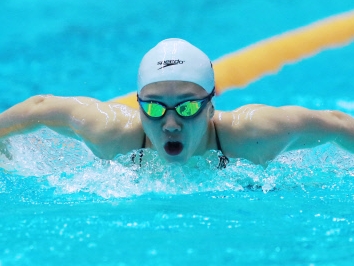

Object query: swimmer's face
[139,81,214,164]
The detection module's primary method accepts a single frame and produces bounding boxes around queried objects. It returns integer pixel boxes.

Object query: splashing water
[1,129,354,265]
[1,128,354,202]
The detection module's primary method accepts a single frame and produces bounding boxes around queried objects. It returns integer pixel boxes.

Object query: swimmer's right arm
[0,95,144,159]
[0,95,95,139]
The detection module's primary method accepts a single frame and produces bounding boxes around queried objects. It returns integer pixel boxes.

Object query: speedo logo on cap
[157,59,185,70]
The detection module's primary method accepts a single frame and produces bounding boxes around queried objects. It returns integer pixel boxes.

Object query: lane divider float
[112,10,354,108]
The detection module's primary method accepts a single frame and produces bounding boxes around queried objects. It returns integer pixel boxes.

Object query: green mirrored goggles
[138,90,214,119]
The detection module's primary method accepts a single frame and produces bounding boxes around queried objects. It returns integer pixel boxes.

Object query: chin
[162,153,189,164]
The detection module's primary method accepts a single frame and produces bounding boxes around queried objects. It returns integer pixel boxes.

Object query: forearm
[331,111,354,153]
[0,96,43,138]
[285,109,354,153]
[0,95,78,139]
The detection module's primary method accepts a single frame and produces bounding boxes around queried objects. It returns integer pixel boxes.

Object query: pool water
[1,0,354,265]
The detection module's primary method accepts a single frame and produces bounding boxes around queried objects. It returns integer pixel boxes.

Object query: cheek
[140,114,162,144]
[142,119,157,135]
[140,112,154,133]
[185,115,209,137]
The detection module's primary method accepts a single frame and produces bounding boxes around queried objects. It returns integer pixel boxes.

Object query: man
[0,38,354,168]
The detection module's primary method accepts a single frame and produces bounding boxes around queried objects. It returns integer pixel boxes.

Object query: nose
[162,111,182,132]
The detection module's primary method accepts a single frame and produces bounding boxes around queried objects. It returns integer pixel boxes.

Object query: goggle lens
[176,101,202,117]
[140,102,166,118]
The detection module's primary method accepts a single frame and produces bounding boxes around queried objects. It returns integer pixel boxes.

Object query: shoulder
[213,104,272,133]
[214,104,312,131]
[67,99,145,158]
[212,105,303,164]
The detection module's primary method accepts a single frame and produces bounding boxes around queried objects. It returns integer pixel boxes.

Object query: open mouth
[164,141,183,156]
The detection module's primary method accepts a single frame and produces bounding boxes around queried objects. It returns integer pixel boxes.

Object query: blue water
[1,0,354,265]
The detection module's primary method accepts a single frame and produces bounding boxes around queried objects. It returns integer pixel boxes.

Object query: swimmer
[1,38,354,167]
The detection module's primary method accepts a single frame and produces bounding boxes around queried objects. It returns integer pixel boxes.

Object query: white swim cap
[137,38,214,94]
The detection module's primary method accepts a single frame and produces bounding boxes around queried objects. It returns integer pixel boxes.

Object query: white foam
[1,129,354,199]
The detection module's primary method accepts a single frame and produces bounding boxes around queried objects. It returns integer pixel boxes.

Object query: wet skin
[1,81,354,167]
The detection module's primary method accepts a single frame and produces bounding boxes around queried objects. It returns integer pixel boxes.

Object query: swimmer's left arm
[281,106,354,154]
[215,105,354,165]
